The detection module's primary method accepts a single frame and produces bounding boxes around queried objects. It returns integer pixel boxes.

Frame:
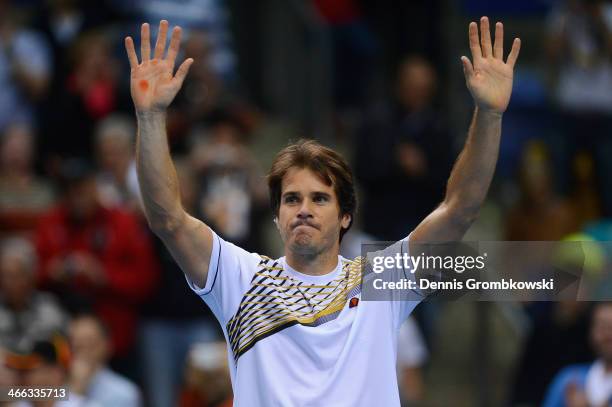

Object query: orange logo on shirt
[349,297,359,308]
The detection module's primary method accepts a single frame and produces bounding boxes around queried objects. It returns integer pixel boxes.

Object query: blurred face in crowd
[69,317,109,367]
[25,362,65,388]
[96,132,132,176]
[186,342,231,404]
[592,303,612,365]
[397,57,437,112]
[521,158,552,202]
[277,167,350,258]
[66,177,99,220]
[0,251,34,310]
[0,124,34,174]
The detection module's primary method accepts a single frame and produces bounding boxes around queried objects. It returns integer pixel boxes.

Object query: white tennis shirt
[185,231,421,406]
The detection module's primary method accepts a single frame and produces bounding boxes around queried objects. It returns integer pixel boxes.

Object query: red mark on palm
[139,80,149,91]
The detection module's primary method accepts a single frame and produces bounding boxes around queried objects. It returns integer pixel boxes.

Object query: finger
[461,56,474,78]
[166,26,182,67]
[154,20,169,60]
[506,38,521,68]
[125,36,138,68]
[468,22,482,61]
[173,58,194,85]
[493,22,503,59]
[141,23,151,61]
[480,16,493,58]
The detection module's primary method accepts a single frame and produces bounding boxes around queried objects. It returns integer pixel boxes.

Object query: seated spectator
[93,114,140,211]
[511,300,595,407]
[0,123,55,235]
[189,110,267,252]
[355,55,453,241]
[545,0,612,215]
[0,238,67,354]
[542,302,612,407]
[10,335,98,407]
[0,2,51,131]
[505,141,575,241]
[40,31,131,162]
[68,314,141,407]
[178,342,232,407]
[35,159,158,377]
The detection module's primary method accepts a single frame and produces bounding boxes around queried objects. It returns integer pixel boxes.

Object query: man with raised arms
[125,17,520,406]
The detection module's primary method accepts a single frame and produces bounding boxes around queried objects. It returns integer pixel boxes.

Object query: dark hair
[57,157,96,190]
[267,139,357,242]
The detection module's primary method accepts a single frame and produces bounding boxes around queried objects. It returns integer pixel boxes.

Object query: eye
[284,195,298,204]
[313,195,329,203]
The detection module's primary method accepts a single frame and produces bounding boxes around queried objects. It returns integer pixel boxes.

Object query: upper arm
[156,213,213,289]
[409,201,474,246]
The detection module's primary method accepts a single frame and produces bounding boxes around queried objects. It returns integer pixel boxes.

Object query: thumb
[173,58,194,86]
[461,56,474,79]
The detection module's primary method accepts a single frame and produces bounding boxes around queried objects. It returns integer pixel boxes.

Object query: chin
[289,238,319,256]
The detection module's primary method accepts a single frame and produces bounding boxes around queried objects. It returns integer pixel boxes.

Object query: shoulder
[547,363,592,392]
[553,363,591,381]
[94,368,140,401]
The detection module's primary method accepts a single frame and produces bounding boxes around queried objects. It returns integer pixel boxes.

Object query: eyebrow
[282,191,332,198]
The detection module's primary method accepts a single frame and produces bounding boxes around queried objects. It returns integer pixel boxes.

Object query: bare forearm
[444,108,502,216]
[136,111,185,232]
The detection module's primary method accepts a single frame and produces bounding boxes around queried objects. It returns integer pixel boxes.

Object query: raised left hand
[461,17,521,114]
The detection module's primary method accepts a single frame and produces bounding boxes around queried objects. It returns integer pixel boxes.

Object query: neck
[285,245,340,276]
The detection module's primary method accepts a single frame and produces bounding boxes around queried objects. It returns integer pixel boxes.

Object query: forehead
[281,167,334,195]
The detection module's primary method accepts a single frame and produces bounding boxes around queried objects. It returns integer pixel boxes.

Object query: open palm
[461,17,521,114]
[125,20,193,113]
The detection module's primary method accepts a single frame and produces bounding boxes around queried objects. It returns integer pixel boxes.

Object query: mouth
[292,222,318,231]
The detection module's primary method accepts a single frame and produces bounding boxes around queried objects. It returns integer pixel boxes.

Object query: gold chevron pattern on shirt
[226,256,364,362]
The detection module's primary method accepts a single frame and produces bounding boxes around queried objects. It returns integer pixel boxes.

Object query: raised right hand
[125,20,193,113]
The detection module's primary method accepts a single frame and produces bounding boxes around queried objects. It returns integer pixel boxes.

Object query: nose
[296,200,313,219]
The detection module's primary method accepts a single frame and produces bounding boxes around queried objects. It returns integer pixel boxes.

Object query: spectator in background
[141,159,221,407]
[0,123,55,236]
[505,140,575,241]
[542,302,612,407]
[511,301,595,406]
[0,1,51,131]
[11,336,98,407]
[355,55,453,241]
[189,110,268,252]
[35,159,158,378]
[33,0,118,91]
[68,314,141,407]
[40,30,131,164]
[545,0,612,216]
[311,0,378,116]
[0,238,67,354]
[177,342,232,407]
[567,151,602,229]
[94,114,140,211]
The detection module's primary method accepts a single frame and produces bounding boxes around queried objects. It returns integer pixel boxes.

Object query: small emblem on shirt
[349,297,359,308]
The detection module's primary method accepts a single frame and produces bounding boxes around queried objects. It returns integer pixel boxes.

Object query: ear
[341,214,351,230]
[273,217,279,230]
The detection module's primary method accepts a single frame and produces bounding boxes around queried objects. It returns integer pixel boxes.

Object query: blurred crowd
[0,0,610,406]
